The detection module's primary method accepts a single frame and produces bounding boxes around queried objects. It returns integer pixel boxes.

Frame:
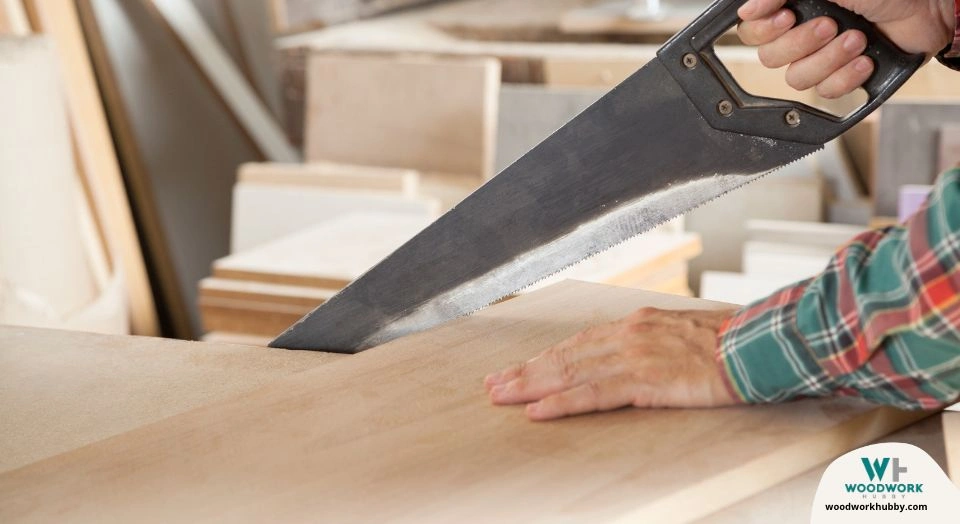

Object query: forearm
[718,168,960,409]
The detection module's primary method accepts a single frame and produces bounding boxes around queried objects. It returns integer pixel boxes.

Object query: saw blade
[270,57,820,352]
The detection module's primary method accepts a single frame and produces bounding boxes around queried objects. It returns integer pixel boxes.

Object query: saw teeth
[457,148,823,319]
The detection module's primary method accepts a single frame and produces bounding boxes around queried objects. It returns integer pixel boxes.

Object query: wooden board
[700,271,800,306]
[876,102,960,216]
[238,162,421,193]
[742,241,834,281]
[216,213,433,288]
[939,124,960,173]
[231,176,441,253]
[23,0,158,336]
[0,325,340,473]
[745,220,865,249]
[0,37,98,319]
[198,277,336,336]
[305,52,500,179]
[0,281,930,522]
[77,0,269,337]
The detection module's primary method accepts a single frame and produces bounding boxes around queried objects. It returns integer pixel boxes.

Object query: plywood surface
[0,281,928,522]
[305,52,500,179]
[0,325,341,474]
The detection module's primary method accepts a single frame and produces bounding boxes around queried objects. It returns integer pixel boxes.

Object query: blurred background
[1,0,957,343]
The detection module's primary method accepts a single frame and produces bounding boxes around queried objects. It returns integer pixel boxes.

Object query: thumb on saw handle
[666,0,925,144]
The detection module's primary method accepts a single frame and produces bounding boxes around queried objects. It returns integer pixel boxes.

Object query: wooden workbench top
[0,281,930,522]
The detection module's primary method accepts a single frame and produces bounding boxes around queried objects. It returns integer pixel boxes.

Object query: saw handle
[659,0,924,144]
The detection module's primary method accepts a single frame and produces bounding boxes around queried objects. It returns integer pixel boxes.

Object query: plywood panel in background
[305,52,500,180]
[77,0,268,337]
[24,0,159,335]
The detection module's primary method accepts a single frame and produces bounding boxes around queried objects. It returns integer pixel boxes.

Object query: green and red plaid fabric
[717,168,960,410]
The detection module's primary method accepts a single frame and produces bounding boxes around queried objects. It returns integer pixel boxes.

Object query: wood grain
[305,52,500,179]
[23,0,159,336]
[0,281,928,522]
[0,325,341,473]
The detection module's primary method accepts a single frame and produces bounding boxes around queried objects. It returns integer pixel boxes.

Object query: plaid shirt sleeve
[717,167,960,410]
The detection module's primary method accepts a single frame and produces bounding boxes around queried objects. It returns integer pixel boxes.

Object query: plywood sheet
[946,412,960,489]
[77,0,269,337]
[305,52,500,179]
[23,0,158,335]
[0,281,929,522]
[0,37,98,318]
[217,213,433,288]
[238,162,420,193]
[0,325,341,473]
[231,180,440,253]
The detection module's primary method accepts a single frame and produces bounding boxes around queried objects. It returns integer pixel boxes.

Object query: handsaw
[271,0,923,353]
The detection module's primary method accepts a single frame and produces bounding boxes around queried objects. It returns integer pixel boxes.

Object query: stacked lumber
[201,213,433,340]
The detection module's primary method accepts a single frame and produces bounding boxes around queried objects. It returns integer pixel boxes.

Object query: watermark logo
[861,457,908,482]
[844,457,922,494]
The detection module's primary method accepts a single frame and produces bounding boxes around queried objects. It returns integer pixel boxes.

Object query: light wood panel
[23,0,158,336]
[231,178,440,253]
[238,162,420,193]
[305,52,500,180]
[0,281,930,522]
[0,325,340,473]
[217,213,432,288]
[0,37,98,319]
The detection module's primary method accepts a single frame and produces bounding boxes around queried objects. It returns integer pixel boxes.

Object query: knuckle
[586,381,603,401]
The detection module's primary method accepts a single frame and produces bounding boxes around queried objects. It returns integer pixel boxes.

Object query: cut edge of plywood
[145,0,299,162]
[24,0,158,336]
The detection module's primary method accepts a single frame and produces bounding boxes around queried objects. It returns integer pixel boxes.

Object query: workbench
[0,281,952,522]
